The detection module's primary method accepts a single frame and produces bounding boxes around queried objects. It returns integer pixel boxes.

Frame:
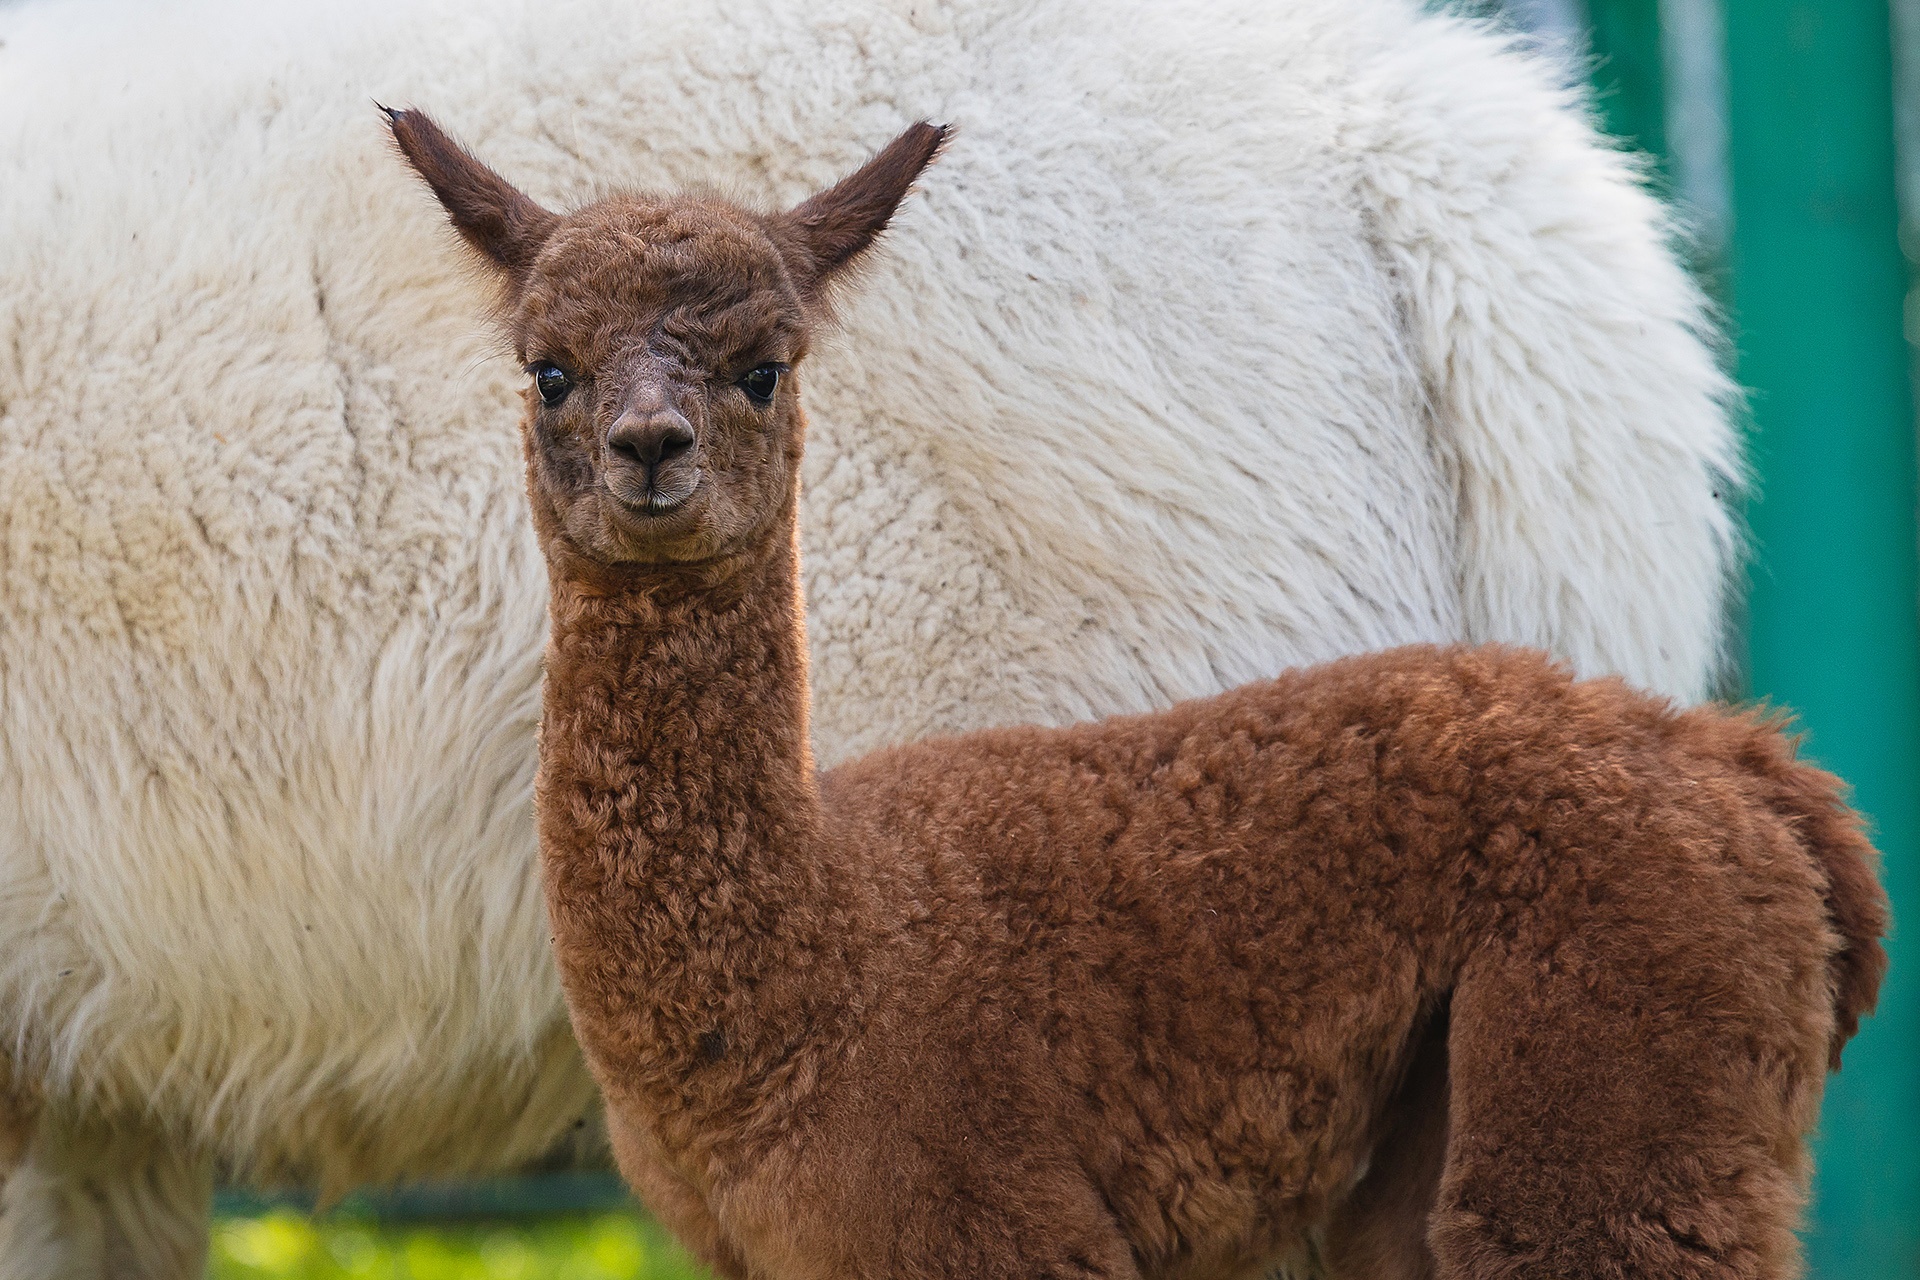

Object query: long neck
[535,500,838,1102]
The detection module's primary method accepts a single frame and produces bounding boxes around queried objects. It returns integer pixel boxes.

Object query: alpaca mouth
[634,490,690,515]
[608,470,701,517]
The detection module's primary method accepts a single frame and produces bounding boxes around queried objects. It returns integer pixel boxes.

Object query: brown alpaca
[389,110,1889,1280]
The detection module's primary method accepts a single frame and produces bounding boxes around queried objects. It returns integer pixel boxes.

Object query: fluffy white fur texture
[0,0,1738,1274]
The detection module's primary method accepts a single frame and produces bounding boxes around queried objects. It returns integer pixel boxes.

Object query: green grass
[209,1211,713,1280]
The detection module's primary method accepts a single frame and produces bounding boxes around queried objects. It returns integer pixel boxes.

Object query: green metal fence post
[1724,5,1920,1276]
[1584,0,1670,177]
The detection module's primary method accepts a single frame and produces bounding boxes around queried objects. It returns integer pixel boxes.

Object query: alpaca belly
[1075,1075,1381,1280]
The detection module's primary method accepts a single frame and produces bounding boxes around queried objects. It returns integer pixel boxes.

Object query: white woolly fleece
[0,0,1738,1274]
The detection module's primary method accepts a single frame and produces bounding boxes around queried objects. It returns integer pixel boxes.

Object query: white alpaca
[0,0,1736,1275]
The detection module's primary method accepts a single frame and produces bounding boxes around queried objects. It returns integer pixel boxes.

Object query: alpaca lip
[632,490,691,516]
[607,470,701,517]
[618,490,692,518]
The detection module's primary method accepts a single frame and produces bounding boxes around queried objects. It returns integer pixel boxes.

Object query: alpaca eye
[738,364,782,404]
[532,363,573,407]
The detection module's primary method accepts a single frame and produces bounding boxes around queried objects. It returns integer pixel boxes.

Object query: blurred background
[192,1,1920,1276]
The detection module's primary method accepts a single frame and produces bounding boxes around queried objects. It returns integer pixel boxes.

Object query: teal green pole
[1725,5,1920,1276]
[1583,0,1670,177]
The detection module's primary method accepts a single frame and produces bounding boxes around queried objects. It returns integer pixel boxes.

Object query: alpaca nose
[607,411,695,468]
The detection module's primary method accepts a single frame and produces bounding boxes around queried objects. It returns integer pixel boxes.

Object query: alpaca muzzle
[607,410,700,512]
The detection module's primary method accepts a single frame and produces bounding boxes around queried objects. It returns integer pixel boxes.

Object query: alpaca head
[388,109,946,566]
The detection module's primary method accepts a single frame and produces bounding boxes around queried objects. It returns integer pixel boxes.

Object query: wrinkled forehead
[515,198,806,366]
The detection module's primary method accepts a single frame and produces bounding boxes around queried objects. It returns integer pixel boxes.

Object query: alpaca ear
[384,105,559,287]
[771,121,949,304]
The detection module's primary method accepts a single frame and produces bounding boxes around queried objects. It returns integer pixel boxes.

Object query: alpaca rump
[394,114,1886,1280]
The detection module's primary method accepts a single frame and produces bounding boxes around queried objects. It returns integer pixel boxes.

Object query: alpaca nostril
[608,413,696,469]
[655,426,694,464]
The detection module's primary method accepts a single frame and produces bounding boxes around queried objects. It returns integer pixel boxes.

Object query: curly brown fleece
[390,109,1889,1280]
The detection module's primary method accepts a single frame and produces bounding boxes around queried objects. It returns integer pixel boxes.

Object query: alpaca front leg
[0,1057,33,1181]
[955,1200,1142,1280]
[867,1173,1141,1280]
[604,1108,753,1280]
[876,1207,1142,1280]
[0,1111,211,1280]
[727,1138,1142,1280]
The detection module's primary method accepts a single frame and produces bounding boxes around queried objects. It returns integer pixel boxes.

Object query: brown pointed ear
[383,105,559,287]
[770,121,949,305]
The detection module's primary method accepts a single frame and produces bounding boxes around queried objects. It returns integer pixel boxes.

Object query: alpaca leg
[0,1061,35,1182]
[605,1109,751,1280]
[0,1112,211,1280]
[959,1218,1141,1280]
[0,1072,43,1265]
[94,1127,211,1280]
[1321,1012,1448,1280]
[1428,943,1823,1280]
[768,1153,1139,1280]
[919,1174,1141,1280]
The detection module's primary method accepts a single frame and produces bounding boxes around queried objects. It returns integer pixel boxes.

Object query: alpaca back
[1341,11,1740,693]
[0,0,1736,1198]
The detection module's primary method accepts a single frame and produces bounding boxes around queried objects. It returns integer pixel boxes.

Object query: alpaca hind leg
[1429,942,1824,1280]
[1321,1010,1448,1280]
[0,1111,211,1280]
